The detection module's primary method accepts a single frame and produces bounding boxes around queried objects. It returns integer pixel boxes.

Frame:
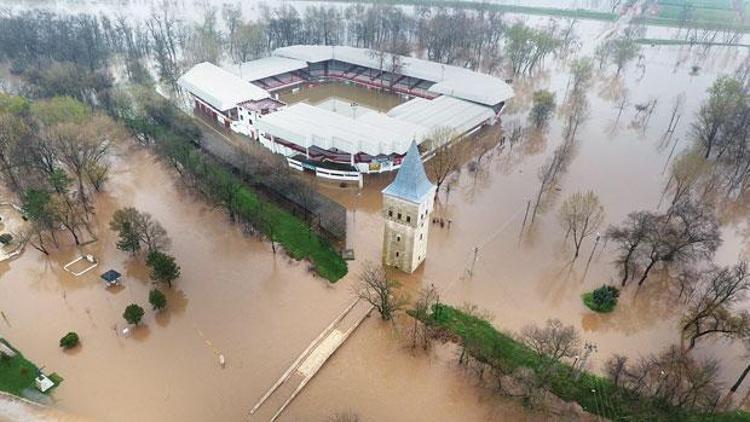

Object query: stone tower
[382,141,436,273]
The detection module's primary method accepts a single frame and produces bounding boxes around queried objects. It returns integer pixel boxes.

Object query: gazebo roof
[100,269,122,282]
[382,141,435,204]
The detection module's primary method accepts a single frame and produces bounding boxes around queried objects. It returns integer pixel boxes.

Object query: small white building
[382,141,436,273]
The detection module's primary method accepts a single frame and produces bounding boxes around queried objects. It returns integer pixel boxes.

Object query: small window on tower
[406,216,411,223]
[397,212,402,220]
[396,251,400,257]
[420,233,423,240]
[388,210,393,217]
[396,235,401,242]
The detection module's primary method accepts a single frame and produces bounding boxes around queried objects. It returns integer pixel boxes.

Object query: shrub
[0,233,13,245]
[148,288,167,311]
[59,332,79,349]
[123,304,145,325]
[583,285,620,313]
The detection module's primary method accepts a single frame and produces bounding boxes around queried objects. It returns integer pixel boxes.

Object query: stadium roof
[224,56,309,82]
[387,96,495,137]
[273,45,513,106]
[255,95,493,157]
[382,141,435,204]
[255,103,422,156]
[178,62,270,111]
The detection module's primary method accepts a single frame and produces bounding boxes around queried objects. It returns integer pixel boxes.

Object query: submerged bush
[59,332,80,349]
[583,285,620,313]
[0,233,12,245]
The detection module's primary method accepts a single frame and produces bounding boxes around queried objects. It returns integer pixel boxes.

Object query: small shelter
[35,374,54,393]
[100,269,122,287]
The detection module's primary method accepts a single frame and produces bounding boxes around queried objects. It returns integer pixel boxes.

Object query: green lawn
[426,304,750,421]
[0,339,59,398]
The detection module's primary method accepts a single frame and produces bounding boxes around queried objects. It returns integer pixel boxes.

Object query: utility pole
[519,199,531,241]
[586,232,602,268]
[469,247,479,278]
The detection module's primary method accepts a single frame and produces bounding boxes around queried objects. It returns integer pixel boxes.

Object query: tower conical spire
[382,141,434,203]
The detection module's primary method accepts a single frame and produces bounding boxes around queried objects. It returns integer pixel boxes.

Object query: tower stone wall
[381,141,436,273]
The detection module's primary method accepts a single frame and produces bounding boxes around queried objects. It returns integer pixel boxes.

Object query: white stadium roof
[224,56,309,83]
[178,62,269,111]
[256,96,494,157]
[387,96,496,137]
[273,45,513,107]
[255,103,420,156]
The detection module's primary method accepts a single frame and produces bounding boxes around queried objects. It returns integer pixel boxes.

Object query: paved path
[247,299,373,422]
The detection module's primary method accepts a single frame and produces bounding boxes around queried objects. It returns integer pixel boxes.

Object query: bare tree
[529,90,556,131]
[731,337,750,393]
[409,284,438,350]
[681,262,750,350]
[663,150,710,209]
[608,201,720,286]
[611,345,722,412]
[520,318,581,361]
[606,211,660,285]
[557,191,605,259]
[424,127,460,196]
[355,261,404,321]
[530,139,575,224]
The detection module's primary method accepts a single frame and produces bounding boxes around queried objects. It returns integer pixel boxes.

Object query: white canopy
[178,62,270,111]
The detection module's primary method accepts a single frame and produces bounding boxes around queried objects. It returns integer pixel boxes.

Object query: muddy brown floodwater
[3,19,750,422]
[293,29,750,419]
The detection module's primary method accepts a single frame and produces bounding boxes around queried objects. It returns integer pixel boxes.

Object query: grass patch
[425,304,750,421]
[637,37,750,47]
[0,338,60,397]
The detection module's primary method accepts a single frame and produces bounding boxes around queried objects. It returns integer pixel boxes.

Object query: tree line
[0,2,582,94]
[0,94,124,253]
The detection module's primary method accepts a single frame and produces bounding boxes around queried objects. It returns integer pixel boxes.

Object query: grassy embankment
[425,304,750,422]
[311,0,617,21]
[0,339,61,398]
[637,0,750,31]
[311,0,750,33]
[124,101,348,282]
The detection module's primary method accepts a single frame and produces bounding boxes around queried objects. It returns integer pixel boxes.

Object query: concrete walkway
[248,299,373,422]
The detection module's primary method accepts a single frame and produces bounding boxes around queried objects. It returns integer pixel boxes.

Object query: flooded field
[278,82,405,116]
[307,25,750,413]
[1,3,750,422]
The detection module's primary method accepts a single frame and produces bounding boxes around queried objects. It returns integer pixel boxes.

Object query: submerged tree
[110,207,170,254]
[149,288,168,311]
[424,127,460,196]
[606,345,722,413]
[692,76,746,160]
[147,250,181,288]
[529,90,556,131]
[355,261,404,321]
[557,191,605,260]
[681,262,750,350]
[607,201,721,286]
[409,284,438,349]
[123,303,145,325]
